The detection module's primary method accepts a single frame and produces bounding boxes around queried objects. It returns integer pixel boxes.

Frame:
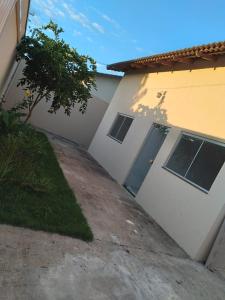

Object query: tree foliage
[16,21,97,122]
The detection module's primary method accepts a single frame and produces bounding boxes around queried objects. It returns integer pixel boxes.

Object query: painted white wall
[136,128,225,261]
[0,0,29,94]
[91,74,122,104]
[30,94,109,148]
[0,6,17,93]
[28,73,120,148]
[89,67,225,261]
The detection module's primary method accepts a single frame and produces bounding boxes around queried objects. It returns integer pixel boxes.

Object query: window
[165,133,225,191]
[109,114,133,143]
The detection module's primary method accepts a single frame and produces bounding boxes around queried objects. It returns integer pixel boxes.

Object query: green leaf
[16,21,97,122]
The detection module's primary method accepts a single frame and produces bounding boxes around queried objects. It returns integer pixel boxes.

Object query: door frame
[123,122,169,196]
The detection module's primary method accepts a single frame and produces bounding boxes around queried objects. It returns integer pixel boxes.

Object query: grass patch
[0,131,93,241]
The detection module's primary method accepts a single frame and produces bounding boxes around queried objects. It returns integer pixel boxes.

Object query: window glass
[109,114,133,143]
[109,115,124,139]
[165,134,225,191]
[117,117,133,142]
[166,135,202,176]
[186,141,225,190]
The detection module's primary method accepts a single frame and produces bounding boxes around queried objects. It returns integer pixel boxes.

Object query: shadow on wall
[129,74,168,125]
[134,94,167,124]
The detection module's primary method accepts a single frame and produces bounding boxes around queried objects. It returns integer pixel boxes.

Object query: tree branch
[24,93,42,123]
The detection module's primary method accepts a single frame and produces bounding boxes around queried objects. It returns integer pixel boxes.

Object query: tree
[15,21,97,123]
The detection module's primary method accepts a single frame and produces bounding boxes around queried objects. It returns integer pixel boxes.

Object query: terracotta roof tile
[108,41,225,72]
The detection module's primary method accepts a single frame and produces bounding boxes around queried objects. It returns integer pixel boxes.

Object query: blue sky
[30,0,225,74]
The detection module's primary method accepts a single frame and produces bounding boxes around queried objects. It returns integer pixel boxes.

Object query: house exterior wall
[29,74,120,148]
[0,0,29,94]
[4,61,121,148]
[91,74,121,104]
[0,4,18,93]
[89,65,225,261]
[30,95,109,148]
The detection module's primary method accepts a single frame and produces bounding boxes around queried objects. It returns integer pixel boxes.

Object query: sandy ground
[0,134,225,300]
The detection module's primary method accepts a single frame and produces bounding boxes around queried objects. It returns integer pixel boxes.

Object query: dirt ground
[0,134,225,300]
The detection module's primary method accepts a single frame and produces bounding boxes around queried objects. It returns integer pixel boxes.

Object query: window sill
[162,166,209,194]
[107,135,123,144]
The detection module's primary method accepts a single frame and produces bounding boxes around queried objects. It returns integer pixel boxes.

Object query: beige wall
[30,95,108,148]
[4,61,121,148]
[0,0,29,94]
[91,74,122,104]
[89,65,225,261]
[30,74,120,147]
[0,5,17,93]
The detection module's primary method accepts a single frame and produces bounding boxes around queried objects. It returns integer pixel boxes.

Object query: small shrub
[0,109,25,134]
[0,125,53,193]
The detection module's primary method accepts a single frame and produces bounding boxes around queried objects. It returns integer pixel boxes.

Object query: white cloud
[73,30,82,36]
[101,14,120,29]
[56,9,65,17]
[92,22,104,33]
[33,0,65,19]
[63,3,105,34]
[89,6,142,49]
[43,8,54,18]
[90,6,120,29]
[73,14,89,29]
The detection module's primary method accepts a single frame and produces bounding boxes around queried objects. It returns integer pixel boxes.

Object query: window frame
[163,132,225,193]
[108,113,134,143]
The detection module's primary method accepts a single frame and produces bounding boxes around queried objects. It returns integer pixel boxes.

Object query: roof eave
[107,41,225,72]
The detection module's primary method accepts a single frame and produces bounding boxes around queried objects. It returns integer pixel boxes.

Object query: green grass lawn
[0,131,93,241]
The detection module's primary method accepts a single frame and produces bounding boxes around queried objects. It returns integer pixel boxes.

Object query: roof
[96,72,122,79]
[107,41,225,72]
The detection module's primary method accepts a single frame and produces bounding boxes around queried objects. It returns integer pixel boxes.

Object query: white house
[89,41,225,261]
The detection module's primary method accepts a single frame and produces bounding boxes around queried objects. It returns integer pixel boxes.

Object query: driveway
[0,134,225,300]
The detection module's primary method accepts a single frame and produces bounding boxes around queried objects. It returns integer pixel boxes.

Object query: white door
[124,123,169,196]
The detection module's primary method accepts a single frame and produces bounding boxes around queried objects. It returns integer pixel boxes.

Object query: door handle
[149,159,154,164]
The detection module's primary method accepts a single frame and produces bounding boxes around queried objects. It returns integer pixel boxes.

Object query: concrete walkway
[0,134,225,300]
